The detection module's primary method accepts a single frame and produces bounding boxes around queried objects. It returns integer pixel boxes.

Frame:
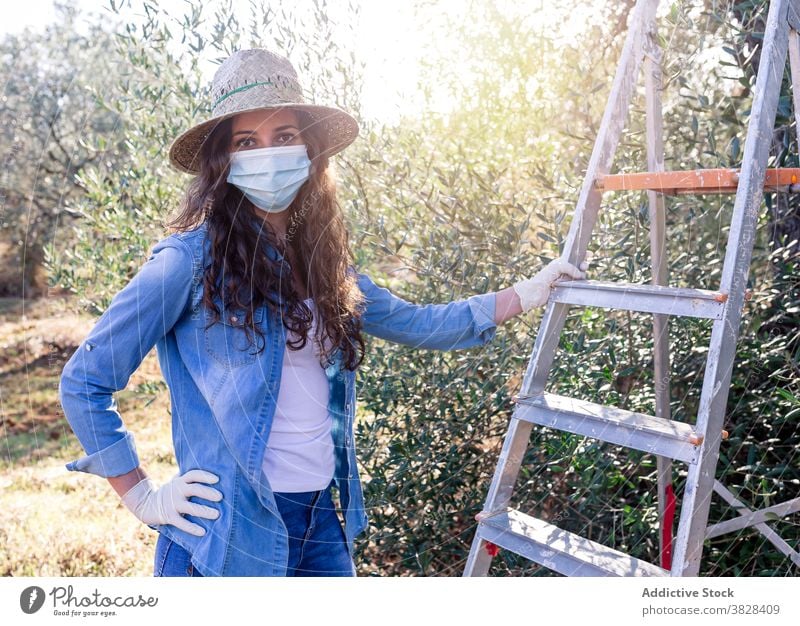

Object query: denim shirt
[59,221,498,576]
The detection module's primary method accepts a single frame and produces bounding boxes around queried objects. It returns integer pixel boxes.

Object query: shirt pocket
[203,304,266,367]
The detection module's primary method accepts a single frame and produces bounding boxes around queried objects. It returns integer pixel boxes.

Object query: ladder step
[512,392,701,464]
[476,507,668,576]
[550,279,725,319]
[594,167,800,195]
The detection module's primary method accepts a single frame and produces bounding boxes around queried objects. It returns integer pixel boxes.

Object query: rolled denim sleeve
[351,268,497,350]
[59,237,194,478]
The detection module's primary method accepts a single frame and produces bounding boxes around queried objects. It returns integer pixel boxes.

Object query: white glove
[120,469,223,537]
[513,257,589,312]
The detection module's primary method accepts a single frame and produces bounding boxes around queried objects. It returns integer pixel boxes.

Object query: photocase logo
[20,586,46,614]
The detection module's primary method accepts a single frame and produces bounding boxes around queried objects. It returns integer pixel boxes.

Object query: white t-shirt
[262,297,336,492]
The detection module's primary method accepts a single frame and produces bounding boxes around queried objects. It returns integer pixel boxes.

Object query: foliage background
[1,0,797,576]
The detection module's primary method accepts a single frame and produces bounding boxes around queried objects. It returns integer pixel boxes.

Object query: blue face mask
[226,144,311,213]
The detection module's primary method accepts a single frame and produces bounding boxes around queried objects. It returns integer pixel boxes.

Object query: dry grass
[0,295,181,576]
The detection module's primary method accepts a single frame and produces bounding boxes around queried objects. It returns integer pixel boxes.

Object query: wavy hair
[165,109,366,371]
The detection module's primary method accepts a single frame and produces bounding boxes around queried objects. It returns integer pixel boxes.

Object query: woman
[59,48,587,577]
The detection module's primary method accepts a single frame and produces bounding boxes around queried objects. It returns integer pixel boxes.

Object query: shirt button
[85,342,93,351]
[346,434,351,446]
[230,315,238,323]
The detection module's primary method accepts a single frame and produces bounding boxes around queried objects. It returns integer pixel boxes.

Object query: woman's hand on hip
[120,469,223,536]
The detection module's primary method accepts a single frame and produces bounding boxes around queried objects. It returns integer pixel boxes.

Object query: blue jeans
[153,478,356,576]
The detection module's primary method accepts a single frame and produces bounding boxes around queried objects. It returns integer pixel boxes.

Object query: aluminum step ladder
[463,0,800,577]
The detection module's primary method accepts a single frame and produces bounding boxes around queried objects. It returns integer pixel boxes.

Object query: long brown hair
[165,108,366,371]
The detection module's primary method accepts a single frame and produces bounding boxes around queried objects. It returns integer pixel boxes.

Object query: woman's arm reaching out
[349,256,587,349]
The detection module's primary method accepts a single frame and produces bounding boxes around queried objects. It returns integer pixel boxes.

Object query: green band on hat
[211,80,276,110]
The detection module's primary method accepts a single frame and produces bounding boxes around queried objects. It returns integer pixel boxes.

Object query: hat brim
[167,103,359,175]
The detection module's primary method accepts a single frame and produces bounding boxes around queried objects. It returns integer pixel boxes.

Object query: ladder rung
[476,507,668,576]
[512,392,701,464]
[550,279,725,319]
[594,167,800,194]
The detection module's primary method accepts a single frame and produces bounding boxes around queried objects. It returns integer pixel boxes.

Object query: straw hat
[168,48,360,174]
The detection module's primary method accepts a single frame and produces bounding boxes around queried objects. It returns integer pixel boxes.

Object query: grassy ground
[0,295,188,576]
